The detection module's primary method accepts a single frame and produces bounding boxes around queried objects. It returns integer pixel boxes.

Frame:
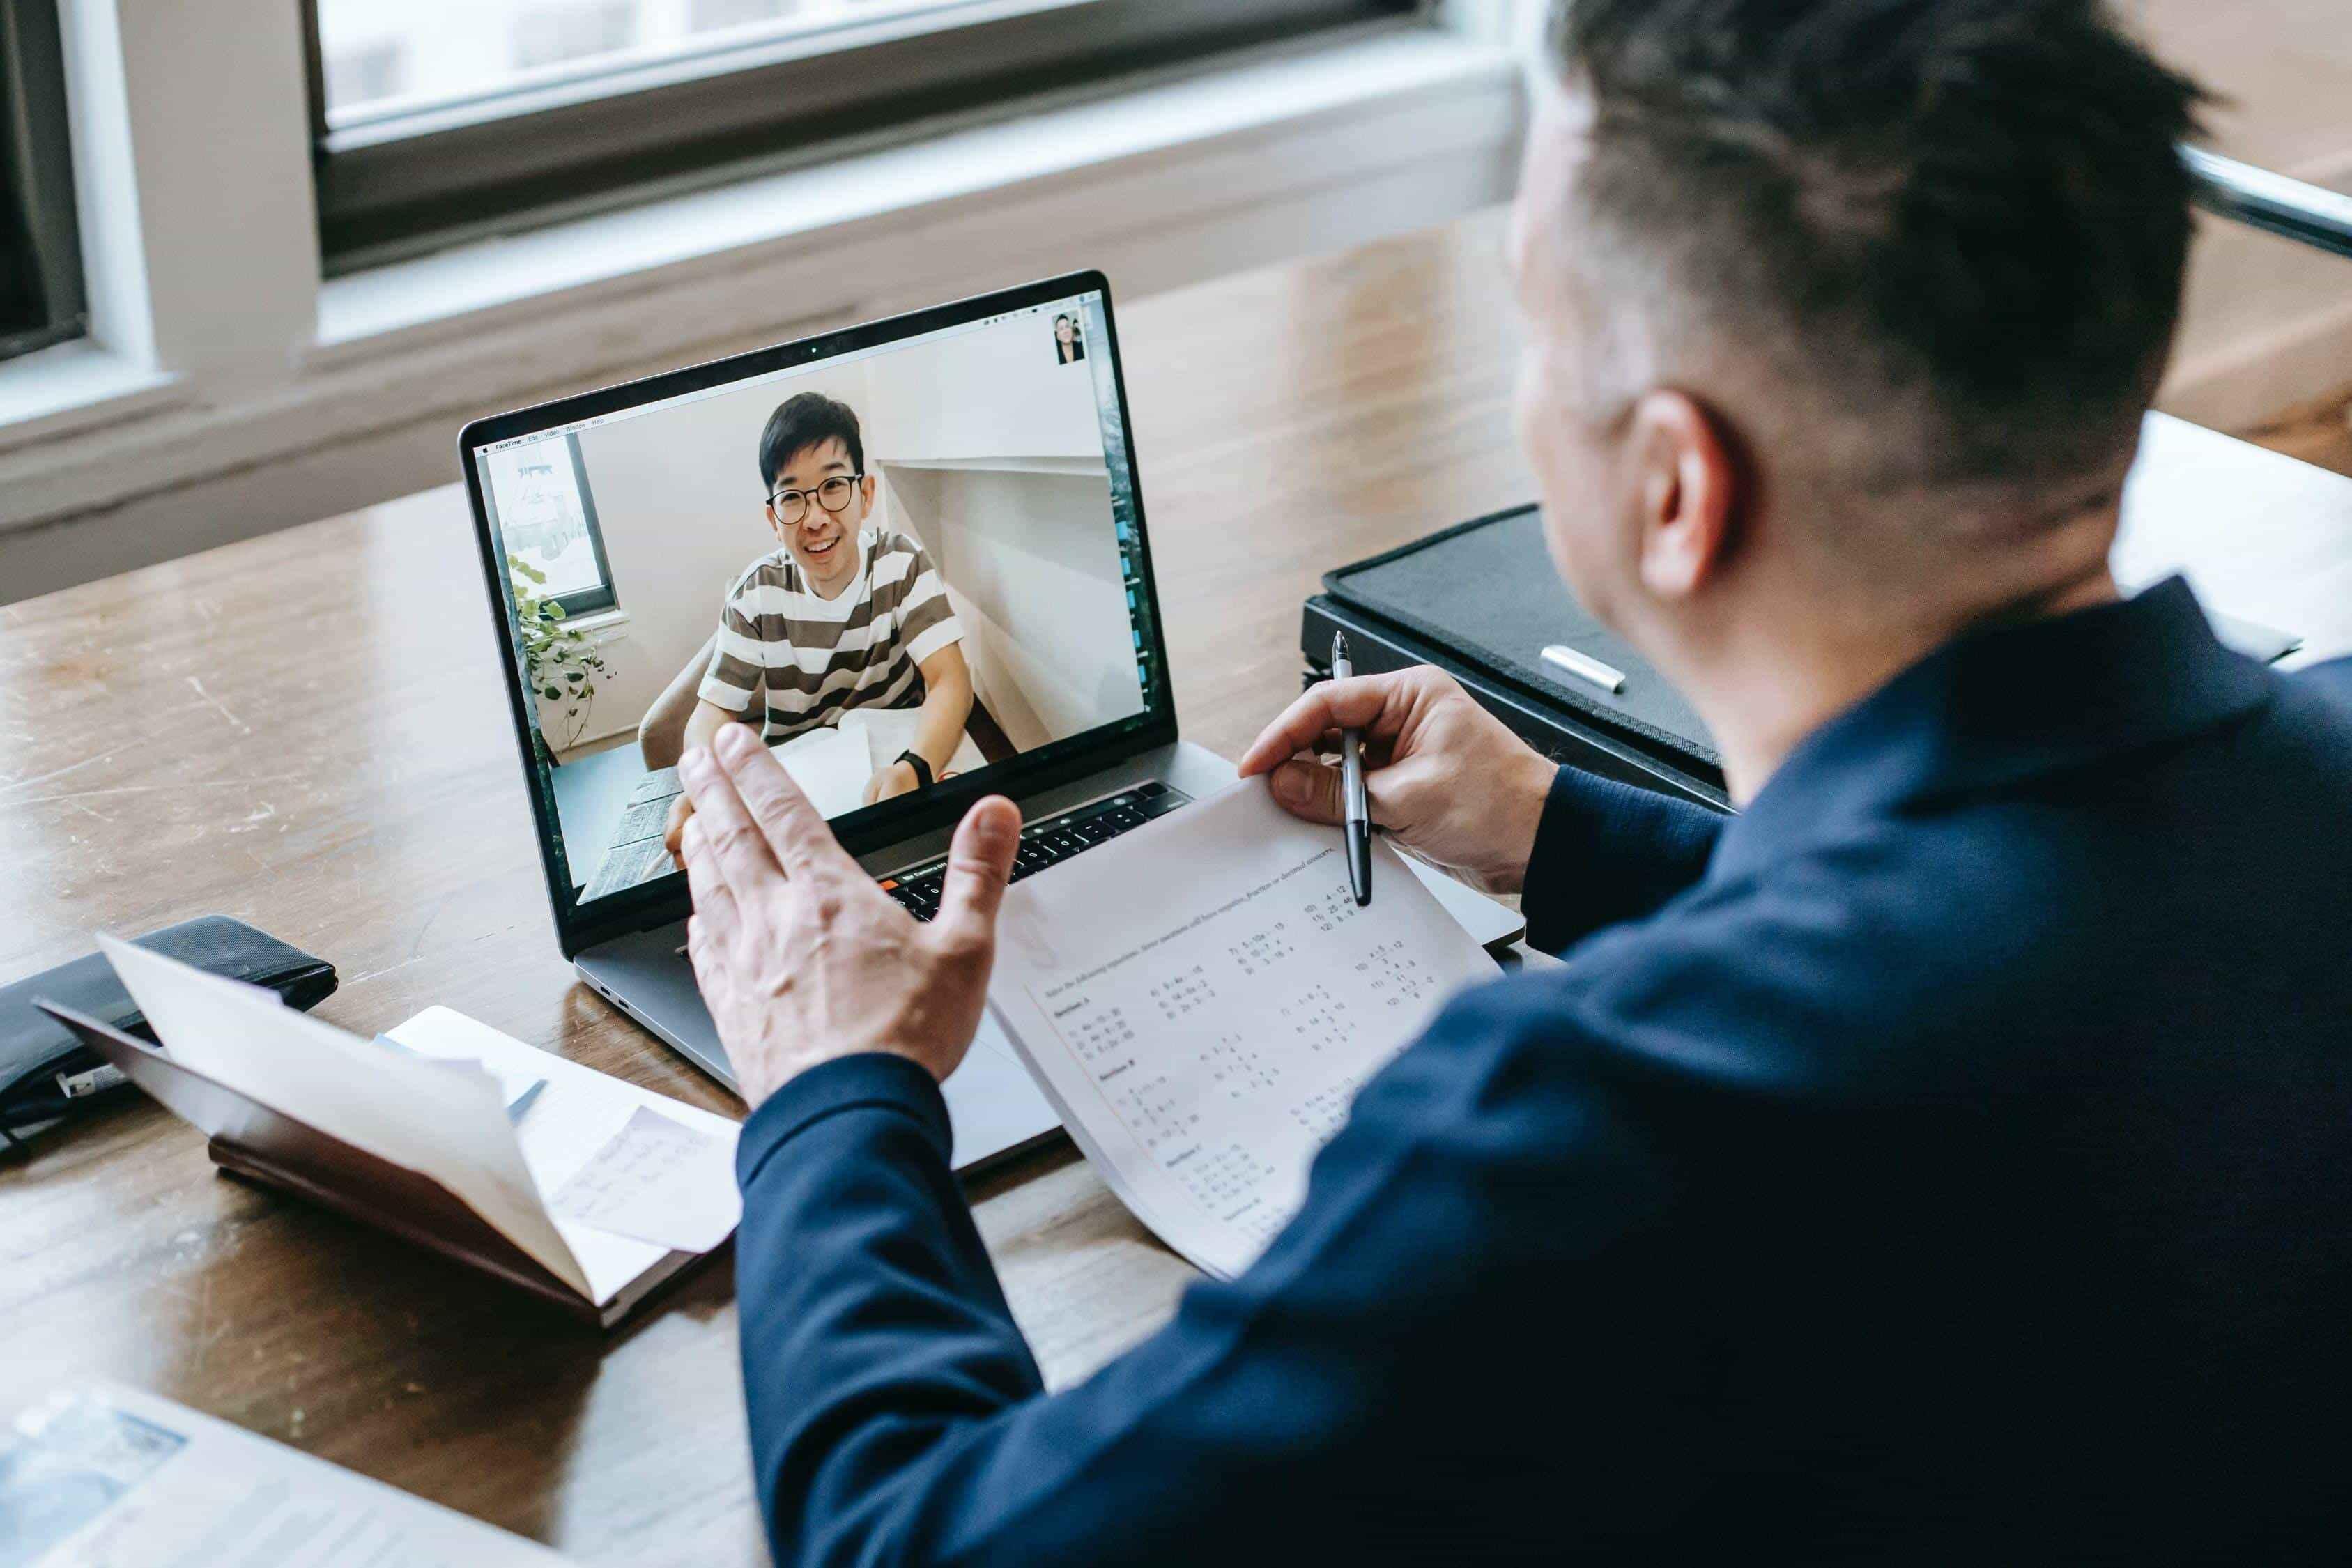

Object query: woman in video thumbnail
[1054,314,1086,364]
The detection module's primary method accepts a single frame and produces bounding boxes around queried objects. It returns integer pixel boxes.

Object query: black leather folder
[1,917,337,1139]
[1302,505,1729,809]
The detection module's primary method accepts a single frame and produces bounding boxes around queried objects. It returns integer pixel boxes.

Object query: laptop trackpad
[942,1012,1061,1169]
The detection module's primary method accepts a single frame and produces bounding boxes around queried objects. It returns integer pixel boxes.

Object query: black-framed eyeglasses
[767,473,863,526]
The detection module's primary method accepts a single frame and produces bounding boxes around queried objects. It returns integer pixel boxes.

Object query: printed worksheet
[0,1384,569,1567]
[989,783,1500,1278]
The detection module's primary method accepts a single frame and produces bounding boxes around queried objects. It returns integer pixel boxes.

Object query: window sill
[0,24,1522,593]
[566,608,632,640]
[312,27,1519,358]
[0,341,178,459]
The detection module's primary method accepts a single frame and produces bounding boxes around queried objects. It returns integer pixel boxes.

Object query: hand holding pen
[1238,664,1560,899]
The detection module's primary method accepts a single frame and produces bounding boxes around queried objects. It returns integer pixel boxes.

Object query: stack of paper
[769,723,877,819]
[987,785,1500,1279]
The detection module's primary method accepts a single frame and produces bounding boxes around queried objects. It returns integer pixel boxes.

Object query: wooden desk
[3,208,2348,1564]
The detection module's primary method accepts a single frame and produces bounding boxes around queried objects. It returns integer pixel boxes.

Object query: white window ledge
[312,28,1520,356]
[567,608,632,639]
[0,340,178,457]
[1,25,1524,593]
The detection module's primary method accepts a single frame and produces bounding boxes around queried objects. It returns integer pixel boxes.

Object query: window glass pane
[0,0,84,362]
[484,436,614,608]
[315,0,993,125]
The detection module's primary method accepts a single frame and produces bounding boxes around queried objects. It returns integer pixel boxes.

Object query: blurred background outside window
[306,0,1415,268]
[0,0,84,365]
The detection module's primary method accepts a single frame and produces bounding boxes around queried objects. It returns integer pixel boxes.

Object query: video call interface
[473,294,1160,905]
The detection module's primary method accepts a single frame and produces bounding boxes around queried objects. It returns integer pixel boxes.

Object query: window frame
[494,431,622,620]
[0,0,86,363]
[550,432,621,619]
[302,0,1421,272]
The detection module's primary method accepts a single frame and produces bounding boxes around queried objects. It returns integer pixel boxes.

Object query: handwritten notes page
[385,1007,744,1305]
[989,783,1500,1279]
[548,1105,737,1254]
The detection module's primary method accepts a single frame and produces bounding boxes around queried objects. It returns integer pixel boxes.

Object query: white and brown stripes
[698,529,962,744]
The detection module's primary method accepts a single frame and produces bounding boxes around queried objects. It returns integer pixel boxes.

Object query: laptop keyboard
[879,781,1191,922]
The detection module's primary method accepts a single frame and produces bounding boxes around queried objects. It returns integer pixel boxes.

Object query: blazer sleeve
[1519,766,1727,955]
[733,1004,1702,1567]
[2297,654,2352,714]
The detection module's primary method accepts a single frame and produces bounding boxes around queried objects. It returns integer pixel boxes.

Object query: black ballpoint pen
[1331,630,1372,906]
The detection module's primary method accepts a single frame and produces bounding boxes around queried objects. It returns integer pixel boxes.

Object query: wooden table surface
[4,208,2349,1564]
[0,213,1538,1564]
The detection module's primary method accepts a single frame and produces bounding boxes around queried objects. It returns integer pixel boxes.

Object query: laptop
[459,272,1520,1174]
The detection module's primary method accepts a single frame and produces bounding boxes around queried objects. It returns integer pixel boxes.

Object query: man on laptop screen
[670,392,976,852]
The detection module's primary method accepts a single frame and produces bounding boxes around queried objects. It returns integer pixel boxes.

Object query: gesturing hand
[1238,666,1557,896]
[677,723,1022,1109]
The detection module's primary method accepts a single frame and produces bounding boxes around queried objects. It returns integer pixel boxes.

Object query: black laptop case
[1302,504,1728,808]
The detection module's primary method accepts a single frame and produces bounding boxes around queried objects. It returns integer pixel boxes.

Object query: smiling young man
[674,2,2352,1562]
[663,392,973,859]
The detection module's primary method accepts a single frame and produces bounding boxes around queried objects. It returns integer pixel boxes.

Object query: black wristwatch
[895,749,935,789]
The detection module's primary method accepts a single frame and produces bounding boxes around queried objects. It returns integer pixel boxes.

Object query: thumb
[933,795,1022,953]
[1267,758,1344,824]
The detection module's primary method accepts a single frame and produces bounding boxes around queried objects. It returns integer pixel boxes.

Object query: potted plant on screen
[509,554,611,767]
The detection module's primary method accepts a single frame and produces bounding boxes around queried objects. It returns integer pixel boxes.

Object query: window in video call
[473,293,1159,905]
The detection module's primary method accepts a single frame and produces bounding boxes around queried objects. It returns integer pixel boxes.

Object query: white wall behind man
[884,464,1142,753]
[857,311,1104,463]
[855,308,1144,752]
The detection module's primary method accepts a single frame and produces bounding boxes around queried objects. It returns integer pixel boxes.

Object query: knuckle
[741,778,790,816]
[948,850,1008,890]
[933,921,992,967]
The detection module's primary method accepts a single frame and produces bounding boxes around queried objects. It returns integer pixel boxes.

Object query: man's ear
[1627,390,1739,601]
[764,502,790,546]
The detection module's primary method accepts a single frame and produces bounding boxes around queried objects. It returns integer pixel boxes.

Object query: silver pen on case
[1541,643,1628,695]
[1331,630,1372,907]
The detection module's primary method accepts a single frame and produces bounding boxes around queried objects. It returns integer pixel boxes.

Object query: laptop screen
[466,285,1164,909]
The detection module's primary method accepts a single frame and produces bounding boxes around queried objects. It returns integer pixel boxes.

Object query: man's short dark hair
[758,392,864,493]
[1547,0,2207,493]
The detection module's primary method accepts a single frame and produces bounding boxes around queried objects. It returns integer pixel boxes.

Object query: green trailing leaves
[509,552,613,765]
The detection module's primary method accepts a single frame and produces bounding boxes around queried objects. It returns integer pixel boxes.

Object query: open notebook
[987,784,1502,1279]
[40,938,741,1328]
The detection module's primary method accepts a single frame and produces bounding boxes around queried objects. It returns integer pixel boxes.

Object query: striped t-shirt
[698,528,964,744]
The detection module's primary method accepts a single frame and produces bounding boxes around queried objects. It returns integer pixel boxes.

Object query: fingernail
[1273,763,1312,806]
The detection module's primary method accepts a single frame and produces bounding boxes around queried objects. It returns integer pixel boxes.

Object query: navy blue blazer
[733,579,2352,1565]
